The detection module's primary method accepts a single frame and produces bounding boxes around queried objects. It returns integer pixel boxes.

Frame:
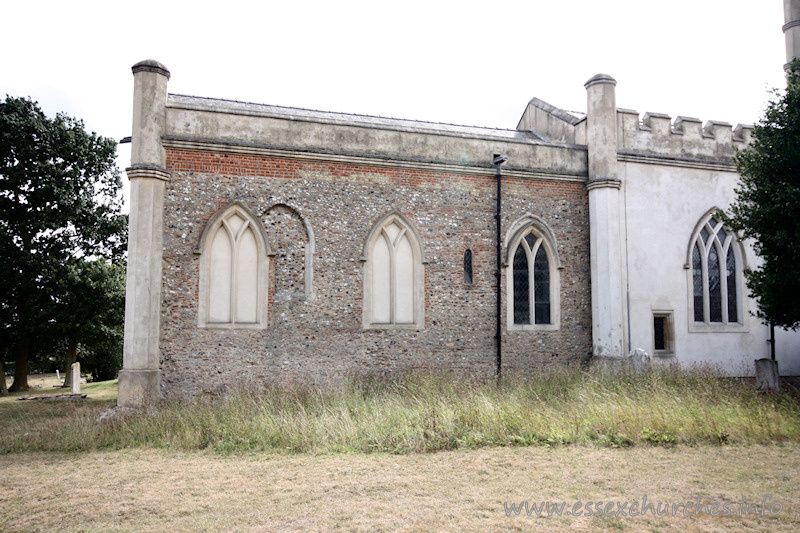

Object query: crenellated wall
[517,96,753,162]
[516,73,800,374]
[617,109,752,161]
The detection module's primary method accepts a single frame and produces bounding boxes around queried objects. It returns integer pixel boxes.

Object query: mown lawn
[1,374,117,431]
[1,445,798,531]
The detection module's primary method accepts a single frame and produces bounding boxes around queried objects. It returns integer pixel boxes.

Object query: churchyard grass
[1,445,799,531]
[3,368,800,531]
[1,365,799,454]
[0,375,116,424]
[0,376,117,452]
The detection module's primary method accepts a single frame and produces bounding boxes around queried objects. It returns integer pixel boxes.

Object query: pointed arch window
[505,215,561,331]
[362,212,425,329]
[198,202,270,328]
[688,212,743,329]
[464,249,473,285]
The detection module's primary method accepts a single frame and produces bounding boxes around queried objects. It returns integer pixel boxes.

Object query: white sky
[0,1,789,209]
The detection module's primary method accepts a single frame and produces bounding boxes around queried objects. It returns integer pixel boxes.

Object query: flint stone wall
[159,150,591,398]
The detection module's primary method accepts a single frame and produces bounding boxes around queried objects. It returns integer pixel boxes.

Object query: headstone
[56,369,60,381]
[754,358,780,393]
[627,348,651,373]
[71,362,81,394]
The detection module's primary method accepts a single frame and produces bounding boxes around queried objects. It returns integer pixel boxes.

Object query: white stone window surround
[652,309,675,356]
[504,214,562,331]
[196,201,272,329]
[684,208,748,333]
[361,210,426,330]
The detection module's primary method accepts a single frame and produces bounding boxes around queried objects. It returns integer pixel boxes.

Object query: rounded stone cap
[132,60,171,79]
[584,73,617,89]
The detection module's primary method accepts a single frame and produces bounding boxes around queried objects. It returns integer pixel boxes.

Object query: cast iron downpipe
[493,154,508,381]
[770,322,776,361]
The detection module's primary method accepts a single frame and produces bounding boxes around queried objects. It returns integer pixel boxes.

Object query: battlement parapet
[618,109,752,161]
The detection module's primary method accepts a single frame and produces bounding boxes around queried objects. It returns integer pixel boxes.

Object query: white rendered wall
[621,160,800,375]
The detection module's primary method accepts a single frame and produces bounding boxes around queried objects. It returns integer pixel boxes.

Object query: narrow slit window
[464,249,473,285]
[653,313,673,353]
[654,317,666,350]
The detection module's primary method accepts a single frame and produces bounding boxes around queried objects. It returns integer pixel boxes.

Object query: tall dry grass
[2,365,799,454]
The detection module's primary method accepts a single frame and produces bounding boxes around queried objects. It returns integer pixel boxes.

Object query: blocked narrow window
[199,203,269,328]
[689,213,740,326]
[363,212,425,328]
[263,204,314,301]
[464,249,473,285]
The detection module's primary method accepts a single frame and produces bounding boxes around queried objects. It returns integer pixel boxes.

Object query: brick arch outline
[261,201,316,300]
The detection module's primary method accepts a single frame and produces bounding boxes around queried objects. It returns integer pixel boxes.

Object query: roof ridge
[168,93,519,133]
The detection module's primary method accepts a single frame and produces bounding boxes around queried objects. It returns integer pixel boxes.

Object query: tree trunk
[62,337,78,389]
[10,269,33,393]
[0,356,8,396]
[8,343,30,392]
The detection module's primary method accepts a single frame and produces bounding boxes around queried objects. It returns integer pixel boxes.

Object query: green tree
[727,60,800,330]
[0,96,126,392]
[54,259,125,388]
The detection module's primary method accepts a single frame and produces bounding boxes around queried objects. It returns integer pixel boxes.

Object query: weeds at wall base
[1,366,799,454]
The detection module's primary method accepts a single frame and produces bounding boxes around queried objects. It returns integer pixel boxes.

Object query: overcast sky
[0,1,789,208]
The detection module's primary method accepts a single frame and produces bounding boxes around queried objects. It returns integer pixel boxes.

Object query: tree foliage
[727,59,800,330]
[0,96,127,391]
[53,259,126,387]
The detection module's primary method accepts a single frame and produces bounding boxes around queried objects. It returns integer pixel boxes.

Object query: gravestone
[754,358,779,393]
[71,362,81,394]
[628,348,651,373]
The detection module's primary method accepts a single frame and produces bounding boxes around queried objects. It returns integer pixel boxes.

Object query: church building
[118,1,800,406]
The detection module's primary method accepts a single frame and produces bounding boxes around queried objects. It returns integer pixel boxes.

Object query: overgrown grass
[0,377,118,453]
[2,366,799,454]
